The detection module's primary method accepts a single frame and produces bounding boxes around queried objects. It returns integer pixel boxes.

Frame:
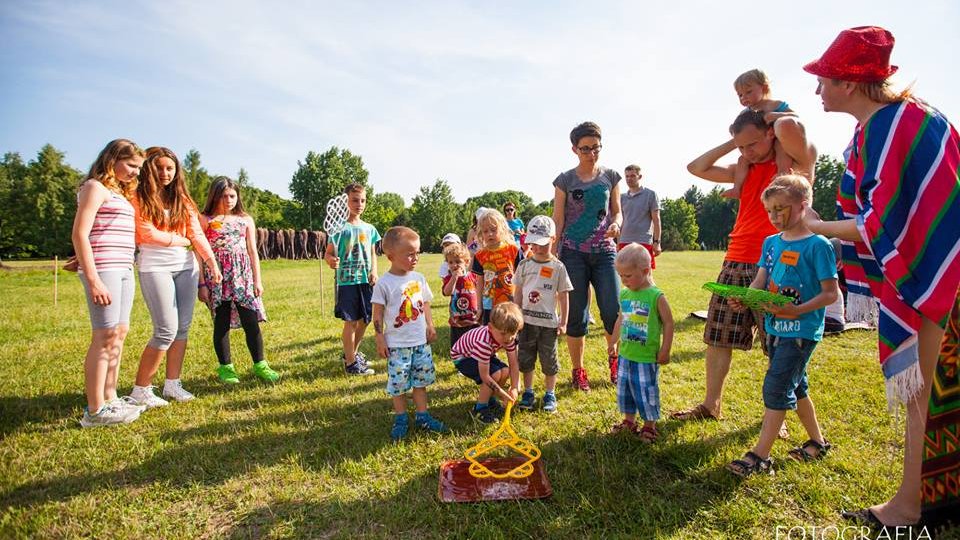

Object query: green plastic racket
[702,282,792,311]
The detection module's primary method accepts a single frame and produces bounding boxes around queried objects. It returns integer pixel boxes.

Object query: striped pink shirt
[81,182,135,273]
[450,325,517,363]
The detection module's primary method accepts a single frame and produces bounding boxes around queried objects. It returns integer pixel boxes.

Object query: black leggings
[213,302,264,365]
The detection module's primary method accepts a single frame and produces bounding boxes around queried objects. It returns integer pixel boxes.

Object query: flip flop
[670,404,721,421]
[840,508,885,529]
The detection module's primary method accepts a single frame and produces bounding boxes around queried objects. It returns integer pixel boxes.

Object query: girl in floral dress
[199,176,280,384]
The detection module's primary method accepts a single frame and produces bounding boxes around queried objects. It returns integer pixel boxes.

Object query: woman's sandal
[787,439,831,462]
[727,451,774,477]
[638,425,659,443]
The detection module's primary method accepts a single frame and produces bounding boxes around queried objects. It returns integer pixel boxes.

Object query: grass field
[0,252,955,539]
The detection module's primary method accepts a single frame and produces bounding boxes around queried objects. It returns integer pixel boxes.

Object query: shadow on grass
[216,421,763,538]
[0,392,82,437]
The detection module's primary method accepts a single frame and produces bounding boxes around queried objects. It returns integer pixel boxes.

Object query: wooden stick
[54,256,59,307]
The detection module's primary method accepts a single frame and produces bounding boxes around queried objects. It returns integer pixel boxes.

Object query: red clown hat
[804,26,898,82]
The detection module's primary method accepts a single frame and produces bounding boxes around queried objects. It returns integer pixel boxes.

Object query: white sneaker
[129,385,169,409]
[162,380,195,402]
[80,404,139,428]
[109,396,147,414]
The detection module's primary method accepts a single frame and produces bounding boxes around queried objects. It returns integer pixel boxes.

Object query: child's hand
[368,271,378,286]
[505,386,519,403]
[657,349,670,365]
[607,341,618,358]
[451,266,464,279]
[88,278,112,306]
[376,335,388,358]
[198,285,210,303]
[325,254,340,269]
[557,323,567,336]
[765,301,798,318]
[604,222,621,239]
[254,281,263,297]
[209,264,223,285]
[426,325,437,343]
[726,297,746,312]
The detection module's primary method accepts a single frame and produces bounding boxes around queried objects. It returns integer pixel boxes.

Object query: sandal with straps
[638,425,659,443]
[727,451,774,477]
[787,439,831,462]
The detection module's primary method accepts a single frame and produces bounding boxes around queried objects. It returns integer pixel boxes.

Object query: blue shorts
[763,336,818,410]
[335,283,372,323]
[455,356,509,385]
[386,344,435,397]
[617,358,660,421]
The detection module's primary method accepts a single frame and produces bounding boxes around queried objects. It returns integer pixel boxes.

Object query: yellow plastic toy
[463,401,541,479]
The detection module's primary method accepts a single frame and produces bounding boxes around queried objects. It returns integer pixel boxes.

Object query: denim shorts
[386,344,435,397]
[559,247,620,337]
[763,336,818,410]
[455,356,509,385]
[335,283,373,323]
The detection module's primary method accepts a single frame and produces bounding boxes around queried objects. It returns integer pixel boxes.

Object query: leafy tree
[0,152,30,259]
[682,185,704,212]
[365,192,406,235]
[289,147,369,230]
[183,149,212,206]
[27,145,81,256]
[812,154,844,221]
[410,179,459,252]
[696,187,737,250]
[522,199,554,225]
[659,197,699,251]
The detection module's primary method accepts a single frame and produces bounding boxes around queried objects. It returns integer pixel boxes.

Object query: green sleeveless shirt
[618,286,662,363]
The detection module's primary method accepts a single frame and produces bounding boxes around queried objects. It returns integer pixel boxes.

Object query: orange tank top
[725,160,778,264]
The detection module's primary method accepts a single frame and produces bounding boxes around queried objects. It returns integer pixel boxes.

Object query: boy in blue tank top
[609,244,674,442]
[726,174,839,477]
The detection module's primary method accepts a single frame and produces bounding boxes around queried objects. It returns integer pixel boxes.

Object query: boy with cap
[438,232,461,280]
[512,216,573,412]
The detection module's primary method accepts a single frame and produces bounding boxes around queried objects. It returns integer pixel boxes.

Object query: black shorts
[335,283,373,323]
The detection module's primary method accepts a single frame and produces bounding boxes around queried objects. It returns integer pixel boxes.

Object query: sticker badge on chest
[779,250,799,266]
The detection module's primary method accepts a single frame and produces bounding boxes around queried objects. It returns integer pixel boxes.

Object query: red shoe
[608,353,619,384]
[571,368,590,391]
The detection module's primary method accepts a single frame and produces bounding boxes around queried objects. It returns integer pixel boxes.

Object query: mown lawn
[0,253,955,539]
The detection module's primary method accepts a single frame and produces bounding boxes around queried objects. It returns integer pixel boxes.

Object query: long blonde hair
[85,139,144,199]
[476,208,516,248]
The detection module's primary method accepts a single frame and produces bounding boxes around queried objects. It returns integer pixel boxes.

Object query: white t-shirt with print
[514,257,574,328]
[371,271,434,348]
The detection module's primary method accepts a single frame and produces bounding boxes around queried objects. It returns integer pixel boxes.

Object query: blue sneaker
[518,389,536,411]
[415,412,449,433]
[390,413,409,441]
[542,391,558,413]
[472,404,498,424]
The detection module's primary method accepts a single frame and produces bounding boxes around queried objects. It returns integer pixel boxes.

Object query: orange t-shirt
[725,160,778,264]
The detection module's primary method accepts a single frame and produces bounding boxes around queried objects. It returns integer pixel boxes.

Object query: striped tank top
[80,181,136,273]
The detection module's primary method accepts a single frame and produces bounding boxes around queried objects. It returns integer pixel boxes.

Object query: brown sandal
[610,419,638,435]
[638,425,659,443]
[670,404,721,421]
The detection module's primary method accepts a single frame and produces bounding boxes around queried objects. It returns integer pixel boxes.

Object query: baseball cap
[525,215,556,246]
[441,233,461,245]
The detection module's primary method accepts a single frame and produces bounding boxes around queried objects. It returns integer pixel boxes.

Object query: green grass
[0,253,955,539]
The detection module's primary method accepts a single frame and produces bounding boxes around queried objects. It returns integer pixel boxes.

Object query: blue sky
[2,1,958,206]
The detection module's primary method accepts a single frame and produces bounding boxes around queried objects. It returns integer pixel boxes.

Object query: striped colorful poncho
[837,99,960,409]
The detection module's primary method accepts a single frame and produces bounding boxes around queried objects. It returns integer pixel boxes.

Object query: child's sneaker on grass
[109,396,147,414]
[571,368,590,391]
[252,360,280,383]
[518,390,536,411]
[80,404,138,428]
[217,364,240,384]
[471,404,498,424]
[344,360,375,375]
[390,413,409,442]
[415,411,449,433]
[129,385,169,409]
[162,380,195,402]
[542,391,558,413]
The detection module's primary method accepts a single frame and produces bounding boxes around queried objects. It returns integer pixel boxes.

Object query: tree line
[0,144,843,259]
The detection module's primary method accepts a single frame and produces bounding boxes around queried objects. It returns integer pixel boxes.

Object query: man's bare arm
[687,139,738,184]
